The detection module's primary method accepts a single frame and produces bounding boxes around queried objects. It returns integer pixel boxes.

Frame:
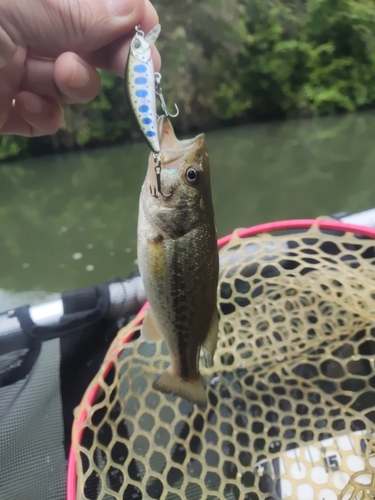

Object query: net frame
[67,218,375,500]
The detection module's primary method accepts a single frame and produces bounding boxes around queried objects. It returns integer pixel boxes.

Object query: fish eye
[134,39,141,49]
[186,167,199,184]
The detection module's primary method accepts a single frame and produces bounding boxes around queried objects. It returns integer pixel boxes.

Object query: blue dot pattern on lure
[125,24,162,152]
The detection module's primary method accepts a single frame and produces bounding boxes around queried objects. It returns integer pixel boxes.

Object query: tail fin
[153,369,207,410]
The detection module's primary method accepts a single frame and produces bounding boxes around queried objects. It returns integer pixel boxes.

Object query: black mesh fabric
[0,277,144,500]
[0,334,66,500]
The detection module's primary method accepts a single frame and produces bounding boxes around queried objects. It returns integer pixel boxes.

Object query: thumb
[0,0,146,59]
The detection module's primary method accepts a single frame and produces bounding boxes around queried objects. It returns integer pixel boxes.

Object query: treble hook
[155,73,179,118]
[150,153,172,198]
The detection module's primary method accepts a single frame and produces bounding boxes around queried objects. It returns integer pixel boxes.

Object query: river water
[1,111,375,309]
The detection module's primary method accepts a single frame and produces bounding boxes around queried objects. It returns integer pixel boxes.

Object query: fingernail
[0,55,8,69]
[0,27,17,68]
[0,46,17,69]
[108,0,136,17]
[23,95,42,114]
[69,59,89,89]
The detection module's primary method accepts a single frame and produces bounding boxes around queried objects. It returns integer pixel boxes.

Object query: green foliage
[216,0,375,119]
[0,135,28,160]
[2,0,375,160]
[153,0,247,127]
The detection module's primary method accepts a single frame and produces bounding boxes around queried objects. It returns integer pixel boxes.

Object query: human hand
[0,0,160,137]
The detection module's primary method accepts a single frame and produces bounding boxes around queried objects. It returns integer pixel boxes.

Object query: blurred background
[2,0,375,303]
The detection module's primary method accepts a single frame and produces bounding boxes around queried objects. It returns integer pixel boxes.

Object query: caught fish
[137,116,219,410]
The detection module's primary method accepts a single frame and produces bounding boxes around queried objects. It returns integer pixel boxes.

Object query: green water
[1,111,375,309]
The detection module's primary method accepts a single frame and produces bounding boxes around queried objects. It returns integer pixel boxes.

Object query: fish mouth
[157,116,204,165]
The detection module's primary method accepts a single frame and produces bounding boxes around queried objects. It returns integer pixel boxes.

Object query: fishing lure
[125,24,178,197]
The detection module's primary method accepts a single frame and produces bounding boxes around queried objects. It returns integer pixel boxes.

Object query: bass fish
[137,116,219,410]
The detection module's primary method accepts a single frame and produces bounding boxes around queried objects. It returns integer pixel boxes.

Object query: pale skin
[0,0,161,137]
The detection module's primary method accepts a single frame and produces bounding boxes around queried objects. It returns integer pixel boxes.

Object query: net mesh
[0,336,66,500]
[72,223,375,500]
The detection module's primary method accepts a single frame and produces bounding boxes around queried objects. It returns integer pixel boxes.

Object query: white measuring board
[255,430,372,499]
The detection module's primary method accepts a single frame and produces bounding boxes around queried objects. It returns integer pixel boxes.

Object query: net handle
[66,218,375,500]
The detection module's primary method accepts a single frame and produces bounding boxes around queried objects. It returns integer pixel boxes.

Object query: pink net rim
[66,218,375,499]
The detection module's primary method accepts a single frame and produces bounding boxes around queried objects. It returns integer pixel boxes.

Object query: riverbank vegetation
[2,0,375,160]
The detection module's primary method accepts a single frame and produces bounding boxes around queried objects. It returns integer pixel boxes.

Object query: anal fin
[153,368,207,410]
[141,307,164,342]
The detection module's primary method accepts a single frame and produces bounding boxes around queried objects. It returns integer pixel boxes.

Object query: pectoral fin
[141,307,164,342]
[201,311,219,368]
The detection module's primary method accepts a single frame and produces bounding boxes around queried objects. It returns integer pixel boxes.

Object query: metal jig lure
[125,24,179,198]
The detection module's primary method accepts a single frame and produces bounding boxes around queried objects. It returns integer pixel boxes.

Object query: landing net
[69,219,375,500]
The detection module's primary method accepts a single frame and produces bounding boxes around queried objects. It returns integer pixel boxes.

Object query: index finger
[80,0,161,76]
